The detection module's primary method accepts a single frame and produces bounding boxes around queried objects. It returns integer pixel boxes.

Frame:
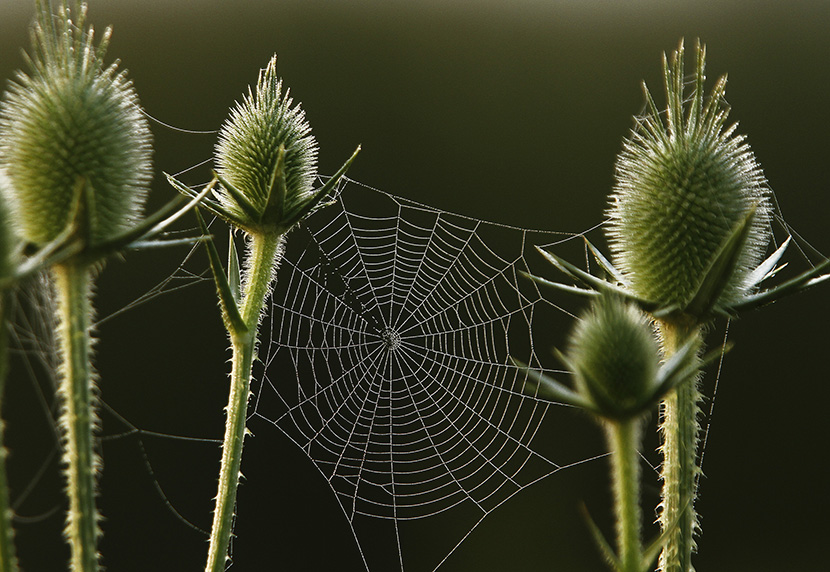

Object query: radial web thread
[251,179,598,571]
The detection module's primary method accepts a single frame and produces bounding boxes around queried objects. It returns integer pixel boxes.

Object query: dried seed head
[214,55,319,234]
[0,1,152,248]
[567,296,660,420]
[606,41,770,312]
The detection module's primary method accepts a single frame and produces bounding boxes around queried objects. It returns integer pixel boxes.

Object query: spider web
[249,179,600,571]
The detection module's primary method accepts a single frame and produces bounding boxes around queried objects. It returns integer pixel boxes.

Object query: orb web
[250,179,595,571]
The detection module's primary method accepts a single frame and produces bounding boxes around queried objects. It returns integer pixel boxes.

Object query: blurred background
[1,0,829,570]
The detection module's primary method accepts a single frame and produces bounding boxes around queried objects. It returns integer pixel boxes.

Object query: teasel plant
[514,295,723,572]
[524,40,829,571]
[0,1,210,569]
[0,176,22,572]
[166,55,359,571]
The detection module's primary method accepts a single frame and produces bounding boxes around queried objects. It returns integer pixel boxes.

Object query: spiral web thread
[250,179,600,571]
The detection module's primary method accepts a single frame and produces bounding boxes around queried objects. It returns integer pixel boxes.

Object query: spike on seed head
[605,40,771,313]
[0,1,152,248]
[213,55,319,234]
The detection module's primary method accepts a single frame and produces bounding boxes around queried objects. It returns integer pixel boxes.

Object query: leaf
[510,357,594,411]
[684,203,757,318]
[196,210,247,335]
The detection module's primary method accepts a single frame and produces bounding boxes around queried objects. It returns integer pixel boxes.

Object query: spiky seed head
[0,1,152,249]
[214,55,319,234]
[606,41,770,313]
[567,296,660,420]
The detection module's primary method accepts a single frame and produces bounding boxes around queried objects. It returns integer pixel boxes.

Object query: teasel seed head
[606,40,771,315]
[213,55,319,235]
[0,1,152,249]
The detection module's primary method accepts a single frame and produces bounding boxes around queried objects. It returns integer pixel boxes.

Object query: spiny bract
[0,1,152,248]
[213,55,318,234]
[606,41,770,311]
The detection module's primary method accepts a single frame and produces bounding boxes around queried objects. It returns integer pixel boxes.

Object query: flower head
[529,40,829,323]
[566,296,660,420]
[0,1,152,248]
[514,295,701,421]
[607,40,770,314]
[168,55,358,237]
[213,55,318,234]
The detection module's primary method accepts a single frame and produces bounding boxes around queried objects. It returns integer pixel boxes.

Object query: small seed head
[567,296,660,420]
[606,41,770,312]
[0,2,152,248]
[214,55,318,234]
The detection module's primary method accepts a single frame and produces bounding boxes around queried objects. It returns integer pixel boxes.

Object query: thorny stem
[656,322,702,572]
[607,418,643,572]
[206,231,282,572]
[54,262,100,572]
[0,291,19,572]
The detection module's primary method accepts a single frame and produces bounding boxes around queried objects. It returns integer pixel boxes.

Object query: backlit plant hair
[168,55,359,572]
[526,40,830,571]
[0,2,207,569]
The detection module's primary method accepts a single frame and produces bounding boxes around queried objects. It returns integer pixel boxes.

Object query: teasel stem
[206,230,282,572]
[606,417,644,571]
[0,289,19,572]
[53,261,100,572]
[656,322,702,572]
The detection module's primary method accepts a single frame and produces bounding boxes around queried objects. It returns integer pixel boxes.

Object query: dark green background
[2,1,829,570]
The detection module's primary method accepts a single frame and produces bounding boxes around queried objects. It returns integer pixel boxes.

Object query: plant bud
[606,41,770,313]
[0,2,152,248]
[213,55,319,234]
[567,296,660,420]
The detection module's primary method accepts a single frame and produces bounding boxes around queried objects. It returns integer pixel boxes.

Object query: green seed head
[606,41,770,312]
[0,1,152,248]
[567,296,660,420]
[214,55,318,234]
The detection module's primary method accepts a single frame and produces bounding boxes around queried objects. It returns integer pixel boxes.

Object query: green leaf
[227,228,241,304]
[685,203,758,318]
[731,258,830,314]
[212,170,265,224]
[510,357,594,411]
[282,146,361,229]
[85,180,215,261]
[584,237,625,284]
[196,210,247,335]
[580,503,623,571]
[534,246,660,311]
[261,144,288,226]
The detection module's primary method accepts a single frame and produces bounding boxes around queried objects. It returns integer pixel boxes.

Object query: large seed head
[214,55,318,234]
[606,41,770,310]
[0,2,152,247]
